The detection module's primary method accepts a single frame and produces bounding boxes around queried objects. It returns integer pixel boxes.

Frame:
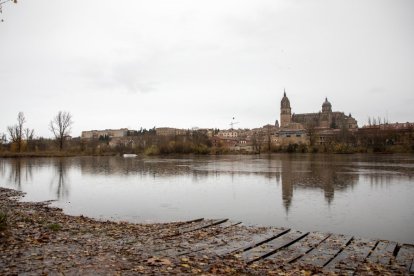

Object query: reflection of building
[279,155,359,212]
[280,91,358,130]
[280,157,293,212]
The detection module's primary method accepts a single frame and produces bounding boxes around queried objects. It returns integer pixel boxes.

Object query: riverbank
[0,187,306,275]
[1,149,413,159]
[0,151,118,158]
[1,187,411,275]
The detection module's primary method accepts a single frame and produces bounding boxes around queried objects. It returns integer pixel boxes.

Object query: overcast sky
[0,0,413,137]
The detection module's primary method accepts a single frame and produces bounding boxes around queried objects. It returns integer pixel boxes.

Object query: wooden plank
[263,232,330,267]
[213,228,289,256]
[193,227,289,257]
[153,221,242,256]
[172,223,253,255]
[366,241,397,265]
[324,237,376,274]
[295,234,353,268]
[202,220,241,232]
[178,219,228,234]
[179,218,204,225]
[241,231,308,264]
[395,244,414,271]
[161,219,228,238]
[152,218,204,237]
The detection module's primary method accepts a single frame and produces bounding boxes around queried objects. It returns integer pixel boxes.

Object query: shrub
[144,145,160,156]
[286,143,299,153]
[192,144,210,154]
[47,223,62,231]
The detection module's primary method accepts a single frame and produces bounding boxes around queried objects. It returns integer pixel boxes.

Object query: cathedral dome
[281,91,291,108]
[322,97,331,107]
[322,97,332,112]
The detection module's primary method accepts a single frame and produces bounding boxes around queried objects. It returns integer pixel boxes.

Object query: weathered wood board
[142,217,414,274]
[395,244,414,272]
[153,220,240,256]
[197,227,289,257]
[295,234,352,268]
[241,230,307,263]
[263,231,330,267]
[176,218,228,235]
[324,237,376,274]
[367,240,397,265]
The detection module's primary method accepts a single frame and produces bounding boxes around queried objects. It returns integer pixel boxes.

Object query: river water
[0,154,413,243]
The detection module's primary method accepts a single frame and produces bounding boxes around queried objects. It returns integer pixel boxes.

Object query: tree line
[1,111,73,153]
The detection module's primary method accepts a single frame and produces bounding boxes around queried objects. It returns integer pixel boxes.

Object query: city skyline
[1,0,413,137]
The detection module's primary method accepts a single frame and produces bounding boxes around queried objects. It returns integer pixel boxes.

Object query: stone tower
[280,90,291,127]
[320,97,332,128]
[322,97,332,113]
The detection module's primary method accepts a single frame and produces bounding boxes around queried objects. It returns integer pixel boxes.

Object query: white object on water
[123,154,137,158]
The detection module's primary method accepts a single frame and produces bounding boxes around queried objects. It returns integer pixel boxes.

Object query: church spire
[280,89,291,127]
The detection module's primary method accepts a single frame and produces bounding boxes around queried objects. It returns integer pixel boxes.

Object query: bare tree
[24,128,34,151]
[0,0,18,22]
[7,112,26,152]
[0,133,6,151]
[252,130,265,154]
[266,125,272,152]
[50,111,73,151]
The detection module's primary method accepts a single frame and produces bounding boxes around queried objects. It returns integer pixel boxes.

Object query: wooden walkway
[153,218,414,275]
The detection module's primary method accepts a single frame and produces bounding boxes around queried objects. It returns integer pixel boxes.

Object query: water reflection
[7,159,33,189]
[1,155,413,243]
[275,155,359,211]
[79,156,193,176]
[2,155,413,213]
[75,154,414,213]
[50,159,69,200]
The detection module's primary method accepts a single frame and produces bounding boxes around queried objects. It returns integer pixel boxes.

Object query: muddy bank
[0,187,407,275]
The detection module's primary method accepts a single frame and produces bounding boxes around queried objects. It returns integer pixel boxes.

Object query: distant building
[217,130,238,138]
[81,128,129,140]
[357,122,414,147]
[210,136,238,148]
[361,122,414,130]
[278,124,309,146]
[155,127,187,136]
[280,91,358,130]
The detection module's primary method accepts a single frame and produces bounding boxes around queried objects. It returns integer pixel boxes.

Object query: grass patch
[47,223,62,231]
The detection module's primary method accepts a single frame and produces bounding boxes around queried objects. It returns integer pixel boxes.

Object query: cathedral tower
[280,90,291,127]
[322,97,332,113]
[320,97,332,128]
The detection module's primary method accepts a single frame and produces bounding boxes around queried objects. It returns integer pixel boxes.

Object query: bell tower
[280,89,291,127]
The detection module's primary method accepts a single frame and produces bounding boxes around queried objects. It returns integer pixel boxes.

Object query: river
[0,154,413,243]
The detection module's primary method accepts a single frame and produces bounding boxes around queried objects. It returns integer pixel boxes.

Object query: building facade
[81,128,129,140]
[155,127,188,136]
[280,92,358,130]
[280,91,292,128]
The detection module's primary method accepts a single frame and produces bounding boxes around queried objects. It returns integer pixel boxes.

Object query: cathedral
[280,91,358,130]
